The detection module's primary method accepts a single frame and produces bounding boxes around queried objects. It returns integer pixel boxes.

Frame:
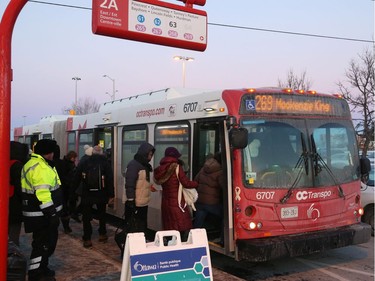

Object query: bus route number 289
[184,102,198,113]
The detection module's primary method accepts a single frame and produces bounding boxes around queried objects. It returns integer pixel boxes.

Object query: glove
[49,214,60,229]
[125,200,135,209]
[42,205,60,228]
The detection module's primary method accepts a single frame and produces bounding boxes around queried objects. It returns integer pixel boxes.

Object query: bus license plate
[281,206,298,219]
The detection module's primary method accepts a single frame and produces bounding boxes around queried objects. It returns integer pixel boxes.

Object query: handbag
[176,165,198,212]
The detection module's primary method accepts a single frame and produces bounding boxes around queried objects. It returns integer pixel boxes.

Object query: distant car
[361,164,374,236]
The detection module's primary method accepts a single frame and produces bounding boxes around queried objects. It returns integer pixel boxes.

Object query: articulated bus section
[13,87,371,261]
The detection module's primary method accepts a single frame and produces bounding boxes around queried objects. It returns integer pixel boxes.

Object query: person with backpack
[9,141,29,246]
[74,145,114,248]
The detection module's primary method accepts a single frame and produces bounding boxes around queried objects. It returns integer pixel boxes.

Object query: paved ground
[19,218,244,281]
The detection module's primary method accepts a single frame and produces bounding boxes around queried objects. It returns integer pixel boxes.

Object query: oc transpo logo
[296,190,332,201]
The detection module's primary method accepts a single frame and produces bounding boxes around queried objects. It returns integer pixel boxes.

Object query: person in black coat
[73,145,114,248]
[9,141,30,245]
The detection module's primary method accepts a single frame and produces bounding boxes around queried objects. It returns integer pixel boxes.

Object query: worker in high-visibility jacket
[21,139,63,281]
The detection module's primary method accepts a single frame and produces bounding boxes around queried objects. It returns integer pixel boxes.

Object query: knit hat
[84,145,93,156]
[164,147,181,158]
[92,145,103,155]
[34,139,57,155]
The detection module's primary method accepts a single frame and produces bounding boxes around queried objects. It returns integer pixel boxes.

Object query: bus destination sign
[92,0,207,51]
[240,94,349,117]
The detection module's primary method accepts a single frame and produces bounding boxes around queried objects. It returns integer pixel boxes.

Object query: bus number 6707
[184,102,198,113]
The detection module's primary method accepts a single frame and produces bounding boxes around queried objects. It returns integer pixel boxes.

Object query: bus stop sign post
[92,0,207,51]
[0,0,28,279]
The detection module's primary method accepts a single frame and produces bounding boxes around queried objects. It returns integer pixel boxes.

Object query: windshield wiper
[311,134,344,198]
[280,133,308,204]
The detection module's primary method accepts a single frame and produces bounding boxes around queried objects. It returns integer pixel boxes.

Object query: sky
[0,0,374,132]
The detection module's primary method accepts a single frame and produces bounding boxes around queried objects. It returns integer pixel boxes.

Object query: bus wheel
[363,205,374,236]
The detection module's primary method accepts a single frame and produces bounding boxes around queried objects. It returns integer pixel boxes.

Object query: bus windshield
[241,118,360,189]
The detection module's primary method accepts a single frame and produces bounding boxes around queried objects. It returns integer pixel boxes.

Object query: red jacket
[154,156,198,232]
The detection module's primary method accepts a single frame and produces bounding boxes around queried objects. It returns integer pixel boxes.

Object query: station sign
[92,0,207,51]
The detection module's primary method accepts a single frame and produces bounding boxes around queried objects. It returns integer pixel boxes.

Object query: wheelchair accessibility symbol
[245,100,256,111]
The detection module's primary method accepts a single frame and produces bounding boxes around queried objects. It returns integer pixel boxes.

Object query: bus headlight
[358,208,364,216]
[249,222,263,230]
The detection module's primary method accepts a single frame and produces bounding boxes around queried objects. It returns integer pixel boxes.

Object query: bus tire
[363,205,374,236]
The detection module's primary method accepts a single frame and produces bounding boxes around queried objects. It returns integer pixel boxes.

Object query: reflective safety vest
[21,153,63,233]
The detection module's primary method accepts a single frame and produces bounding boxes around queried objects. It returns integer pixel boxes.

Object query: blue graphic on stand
[130,247,211,280]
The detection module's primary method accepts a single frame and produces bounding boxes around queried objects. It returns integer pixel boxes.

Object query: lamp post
[72,77,81,108]
[103,74,116,101]
[173,56,194,87]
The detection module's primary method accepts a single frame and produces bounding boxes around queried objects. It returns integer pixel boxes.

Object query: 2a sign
[92,0,207,51]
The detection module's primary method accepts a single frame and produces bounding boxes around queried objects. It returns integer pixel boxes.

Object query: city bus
[14,87,371,261]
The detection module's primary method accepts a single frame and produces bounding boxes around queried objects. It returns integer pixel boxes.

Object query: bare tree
[278,69,312,91]
[337,48,374,155]
[62,96,100,115]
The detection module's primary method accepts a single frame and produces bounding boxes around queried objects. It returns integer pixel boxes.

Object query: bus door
[193,118,232,254]
[94,125,116,178]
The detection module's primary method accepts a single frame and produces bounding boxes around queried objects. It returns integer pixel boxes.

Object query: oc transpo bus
[14,87,371,261]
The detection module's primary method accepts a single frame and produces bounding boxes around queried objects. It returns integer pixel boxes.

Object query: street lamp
[72,77,81,108]
[173,56,194,87]
[103,74,116,101]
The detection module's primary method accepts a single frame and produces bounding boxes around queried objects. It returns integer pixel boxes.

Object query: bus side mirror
[360,157,371,175]
[230,127,248,149]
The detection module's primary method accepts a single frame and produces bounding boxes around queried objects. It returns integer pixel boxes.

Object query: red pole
[0,0,27,279]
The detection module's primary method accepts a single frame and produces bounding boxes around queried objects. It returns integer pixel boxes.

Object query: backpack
[9,160,21,198]
[82,160,105,192]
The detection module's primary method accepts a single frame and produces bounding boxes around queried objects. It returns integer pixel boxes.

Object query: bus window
[122,126,147,175]
[242,119,308,188]
[193,120,223,177]
[154,122,190,174]
[78,131,93,159]
[67,132,76,153]
[312,122,359,185]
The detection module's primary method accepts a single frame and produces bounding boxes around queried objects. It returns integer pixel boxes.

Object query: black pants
[81,203,107,241]
[28,221,59,279]
[125,204,148,234]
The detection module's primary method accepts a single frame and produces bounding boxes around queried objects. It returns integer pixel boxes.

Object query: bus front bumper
[236,223,372,262]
